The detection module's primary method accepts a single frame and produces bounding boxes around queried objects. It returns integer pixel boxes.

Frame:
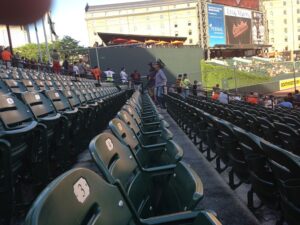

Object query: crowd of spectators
[217,57,298,77]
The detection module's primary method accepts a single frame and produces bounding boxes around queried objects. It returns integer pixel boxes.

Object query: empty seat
[233,127,277,209]
[25,168,220,225]
[89,133,203,218]
[0,92,40,224]
[261,140,300,225]
[110,118,183,167]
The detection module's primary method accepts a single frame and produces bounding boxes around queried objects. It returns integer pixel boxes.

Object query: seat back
[46,90,72,112]
[22,91,57,119]
[25,168,135,225]
[118,110,140,135]
[274,122,300,155]
[260,140,300,181]
[89,132,139,188]
[0,93,36,130]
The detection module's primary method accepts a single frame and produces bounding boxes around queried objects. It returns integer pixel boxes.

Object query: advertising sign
[212,0,259,11]
[208,4,226,47]
[279,78,300,91]
[252,12,265,45]
[224,6,252,45]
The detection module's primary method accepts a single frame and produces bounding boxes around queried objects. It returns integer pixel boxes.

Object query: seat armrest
[141,129,162,136]
[142,164,176,175]
[142,142,166,150]
[141,211,200,225]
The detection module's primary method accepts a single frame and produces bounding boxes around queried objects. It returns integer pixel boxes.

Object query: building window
[283,1,286,6]
[283,10,287,15]
[284,19,287,24]
[298,18,300,23]
[189,30,192,35]
[285,37,288,42]
[189,39,193,44]
[298,0,300,4]
[188,21,191,26]
[174,24,178,28]
[175,31,179,37]
[284,27,288,32]
[298,35,300,41]
[298,27,300,32]
[298,9,300,14]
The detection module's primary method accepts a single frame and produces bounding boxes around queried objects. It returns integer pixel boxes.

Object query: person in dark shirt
[62,55,69,75]
[147,63,156,100]
[192,80,198,96]
[286,92,294,105]
[131,70,141,90]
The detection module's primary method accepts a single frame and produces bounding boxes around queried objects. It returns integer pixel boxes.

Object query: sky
[48,0,145,46]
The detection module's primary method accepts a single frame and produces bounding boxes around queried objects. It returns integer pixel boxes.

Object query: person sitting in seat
[218,91,229,104]
[211,91,220,101]
[294,90,300,107]
[278,97,293,109]
[246,92,259,104]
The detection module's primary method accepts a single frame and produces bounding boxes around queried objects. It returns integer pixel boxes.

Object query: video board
[207,3,265,47]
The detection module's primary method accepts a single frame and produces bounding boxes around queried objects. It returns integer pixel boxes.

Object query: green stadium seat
[25,168,221,225]
[109,118,183,167]
[233,127,277,210]
[89,133,203,218]
[261,140,300,225]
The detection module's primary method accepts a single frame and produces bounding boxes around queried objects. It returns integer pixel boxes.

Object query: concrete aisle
[160,109,261,225]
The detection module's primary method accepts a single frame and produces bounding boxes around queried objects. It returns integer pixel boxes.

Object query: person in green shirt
[182,73,191,99]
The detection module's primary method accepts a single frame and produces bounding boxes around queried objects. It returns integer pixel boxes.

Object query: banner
[225,7,252,45]
[279,78,300,90]
[208,4,226,47]
[212,0,259,11]
[252,12,265,45]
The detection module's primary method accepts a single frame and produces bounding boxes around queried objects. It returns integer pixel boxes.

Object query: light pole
[291,0,297,91]
[233,61,237,93]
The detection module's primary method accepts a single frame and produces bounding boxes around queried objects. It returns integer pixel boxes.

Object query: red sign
[212,0,259,11]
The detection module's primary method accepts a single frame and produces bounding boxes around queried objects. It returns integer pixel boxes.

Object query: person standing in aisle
[120,67,128,83]
[51,49,60,74]
[182,73,191,98]
[153,60,167,109]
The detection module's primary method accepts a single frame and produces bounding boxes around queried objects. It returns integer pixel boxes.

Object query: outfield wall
[88,47,204,83]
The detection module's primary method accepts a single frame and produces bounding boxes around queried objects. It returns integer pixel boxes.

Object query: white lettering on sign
[73,177,90,203]
[106,138,114,151]
[28,81,32,85]
[35,94,41,100]
[224,6,251,18]
[7,98,14,105]
[55,92,59,98]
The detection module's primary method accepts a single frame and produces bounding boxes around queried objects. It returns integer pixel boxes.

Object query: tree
[14,36,85,63]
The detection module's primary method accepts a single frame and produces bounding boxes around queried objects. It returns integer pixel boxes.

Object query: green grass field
[201,60,270,90]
